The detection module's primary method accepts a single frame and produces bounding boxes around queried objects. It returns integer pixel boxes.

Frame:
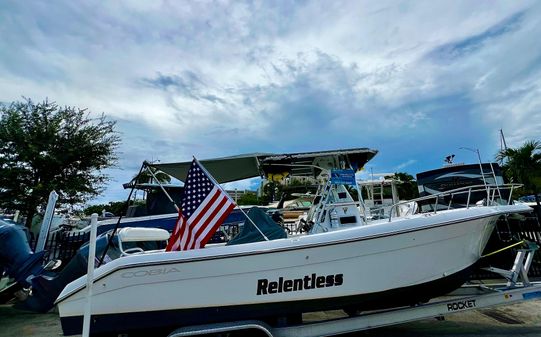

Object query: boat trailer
[168,247,541,337]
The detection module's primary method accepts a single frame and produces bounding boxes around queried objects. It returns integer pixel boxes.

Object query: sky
[1,1,540,205]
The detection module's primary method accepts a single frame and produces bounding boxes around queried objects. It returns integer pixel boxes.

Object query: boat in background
[55,148,532,336]
[75,183,247,236]
[416,162,508,211]
[358,173,403,220]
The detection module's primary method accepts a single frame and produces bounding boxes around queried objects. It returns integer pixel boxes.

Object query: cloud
[142,72,202,93]
[426,11,526,62]
[394,159,418,171]
[1,0,541,203]
[223,178,261,193]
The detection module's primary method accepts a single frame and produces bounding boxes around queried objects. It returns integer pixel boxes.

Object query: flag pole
[194,157,269,241]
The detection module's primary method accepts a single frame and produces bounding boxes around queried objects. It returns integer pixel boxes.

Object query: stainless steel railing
[385,184,522,222]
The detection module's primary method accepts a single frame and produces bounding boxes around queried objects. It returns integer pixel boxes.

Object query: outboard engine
[15,233,115,313]
[0,221,45,288]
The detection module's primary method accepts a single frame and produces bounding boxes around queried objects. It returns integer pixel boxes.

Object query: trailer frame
[167,282,541,337]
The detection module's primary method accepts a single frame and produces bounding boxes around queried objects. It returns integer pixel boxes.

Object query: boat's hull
[57,206,526,335]
[60,263,475,335]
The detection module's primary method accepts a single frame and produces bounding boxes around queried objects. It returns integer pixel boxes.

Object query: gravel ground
[0,300,540,337]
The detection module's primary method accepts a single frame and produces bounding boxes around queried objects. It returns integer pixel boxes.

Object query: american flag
[166,159,236,251]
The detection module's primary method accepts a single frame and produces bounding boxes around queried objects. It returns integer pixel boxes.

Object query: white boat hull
[56,205,528,335]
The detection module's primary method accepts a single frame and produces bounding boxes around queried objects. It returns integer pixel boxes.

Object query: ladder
[307,180,333,233]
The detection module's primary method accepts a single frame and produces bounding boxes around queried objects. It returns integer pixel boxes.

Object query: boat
[358,173,403,220]
[54,148,532,336]
[75,183,248,237]
[416,162,509,210]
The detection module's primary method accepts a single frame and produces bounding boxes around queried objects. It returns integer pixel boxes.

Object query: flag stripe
[166,212,185,251]
[185,189,223,249]
[196,202,236,249]
[178,215,191,250]
[188,187,221,226]
[168,220,180,250]
[186,197,221,249]
[190,195,231,249]
[195,196,231,242]
[192,193,228,239]
[176,216,189,251]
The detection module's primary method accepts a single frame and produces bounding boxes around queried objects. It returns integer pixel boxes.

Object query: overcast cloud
[1,1,540,203]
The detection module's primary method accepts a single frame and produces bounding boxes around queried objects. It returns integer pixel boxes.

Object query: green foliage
[287,178,313,187]
[262,181,283,203]
[83,200,144,216]
[377,172,419,200]
[236,192,264,206]
[133,165,171,185]
[345,185,359,200]
[393,172,419,200]
[496,140,541,198]
[0,98,120,227]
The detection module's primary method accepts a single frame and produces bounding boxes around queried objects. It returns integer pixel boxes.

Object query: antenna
[444,154,455,164]
[500,129,508,151]
[459,147,489,201]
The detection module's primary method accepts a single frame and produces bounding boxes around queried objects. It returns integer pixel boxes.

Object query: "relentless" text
[257,273,343,295]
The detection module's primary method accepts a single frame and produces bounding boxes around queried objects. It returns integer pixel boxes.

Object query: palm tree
[134,166,171,185]
[393,172,420,200]
[496,140,541,207]
[131,166,172,200]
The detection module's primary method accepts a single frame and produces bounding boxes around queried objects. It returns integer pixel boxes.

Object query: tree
[236,192,262,206]
[84,200,145,217]
[132,165,171,185]
[262,181,283,204]
[496,140,541,206]
[393,172,419,200]
[0,99,120,227]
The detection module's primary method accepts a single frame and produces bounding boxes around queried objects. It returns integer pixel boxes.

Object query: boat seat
[118,227,170,242]
[117,228,170,256]
[397,201,419,217]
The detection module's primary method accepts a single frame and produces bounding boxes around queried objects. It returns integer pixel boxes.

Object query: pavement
[0,300,540,337]
[0,305,64,337]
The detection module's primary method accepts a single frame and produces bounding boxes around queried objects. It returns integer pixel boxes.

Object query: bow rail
[385,183,523,222]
